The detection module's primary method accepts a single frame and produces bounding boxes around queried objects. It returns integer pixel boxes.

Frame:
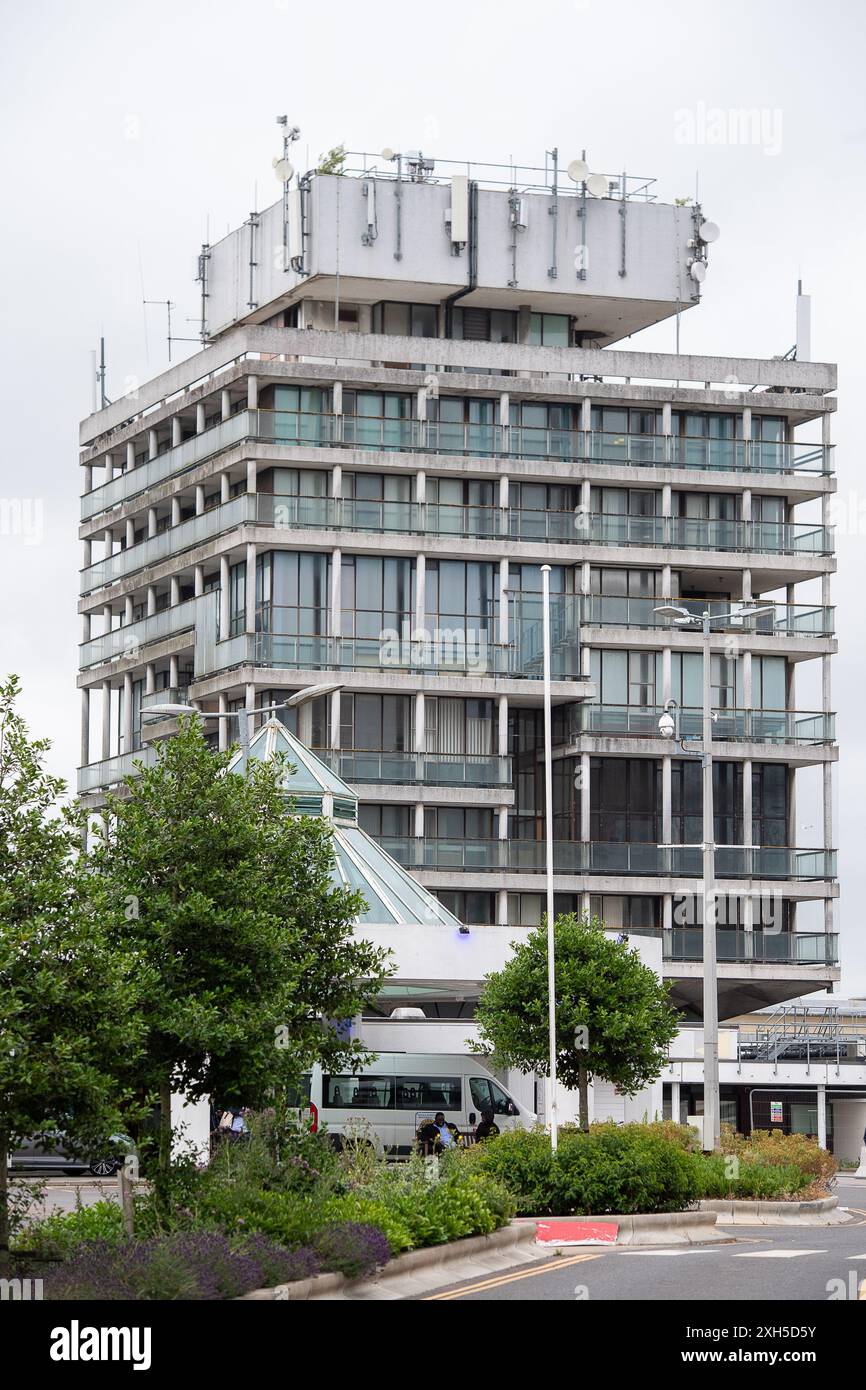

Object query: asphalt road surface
[424,1177,866,1302]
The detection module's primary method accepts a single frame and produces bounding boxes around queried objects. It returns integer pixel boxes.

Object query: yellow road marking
[424,1250,605,1300]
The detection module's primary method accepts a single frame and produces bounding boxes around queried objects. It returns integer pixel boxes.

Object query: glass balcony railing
[79,599,197,669]
[574,705,835,744]
[77,746,157,794]
[81,495,256,594]
[323,749,511,788]
[661,929,839,965]
[256,496,834,557]
[582,514,833,556]
[376,838,836,879]
[581,595,835,637]
[82,411,833,524]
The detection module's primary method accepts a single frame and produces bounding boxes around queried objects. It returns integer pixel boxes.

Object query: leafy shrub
[466,1123,702,1216]
[16,1200,125,1259]
[719,1125,836,1189]
[697,1156,812,1200]
[45,1232,300,1301]
[312,1222,390,1278]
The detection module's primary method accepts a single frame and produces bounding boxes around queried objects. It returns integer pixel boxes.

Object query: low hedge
[466,1123,702,1216]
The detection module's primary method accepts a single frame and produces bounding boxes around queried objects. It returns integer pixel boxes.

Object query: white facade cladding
[204,167,703,344]
[77,150,841,1117]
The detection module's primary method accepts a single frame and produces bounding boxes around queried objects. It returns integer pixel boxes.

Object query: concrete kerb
[238,1221,542,1301]
[699,1195,853,1226]
[516,1210,726,1247]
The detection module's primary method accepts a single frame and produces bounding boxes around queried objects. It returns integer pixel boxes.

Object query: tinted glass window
[395,1076,462,1109]
[323,1075,394,1108]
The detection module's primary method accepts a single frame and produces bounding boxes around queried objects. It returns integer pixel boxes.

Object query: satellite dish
[567,158,589,182]
[690,260,707,283]
[586,173,608,198]
[273,157,294,182]
[699,220,720,243]
[381,146,396,161]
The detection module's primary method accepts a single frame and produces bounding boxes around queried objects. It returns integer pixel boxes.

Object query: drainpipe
[443,180,478,338]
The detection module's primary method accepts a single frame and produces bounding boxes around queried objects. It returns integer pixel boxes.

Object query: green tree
[0,676,143,1255]
[89,717,390,1192]
[473,914,679,1131]
[316,143,346,175]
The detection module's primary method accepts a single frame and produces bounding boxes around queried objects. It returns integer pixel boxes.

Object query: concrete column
[329,688,341,750]
[81,610,91,642]
[498,559,509,644]
[172,417,182,447]
[102,603,112,633]
[84,463,93,495]
[247,376,258,410]
[662,645,672,704]
[246,459,257,494]
[662,564,672,599]
[147,507,157,539]
[221,389,231,421]
[220,473,230,505]
[671,1078,681,1125]
[330,548,342,636]
[817,1085,827,1150]
[218,691,229,751]
[662,755,672,845]
[331,463,342,498]
[125,518,135,548]
[196,402,206,433]
[743,758,753,848]
[580,751,591,841]
[742,567,752,602]
[741,489,752,524]
[662,483,672,516]
[124,595,133,625]
[194,565,204,597]
[80,687,90,766]
[126,441,136,471]
[498,695,508,757]
[497,888,509,926]
[148,428,158,460]
[196,484,205,515]
[145,663,155,695]
[332,381,343,416]
[413,692,426,752]
[170,575,180,606]
[219,555,230,640]
[82,537,92,569]
[101,680,111,760]
[413,802,425,838]
[498,804,508,839]
[415,553,426,632]
[580,398,592,436]
[121,671,133,754]
[147,586,156,617]
[171,496,181,527]
[416,387,427,422]
[245,543,256,633]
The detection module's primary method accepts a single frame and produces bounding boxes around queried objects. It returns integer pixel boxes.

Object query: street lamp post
[541,565,559,1151]
[654,603,773,1152]
[140,681,344,754]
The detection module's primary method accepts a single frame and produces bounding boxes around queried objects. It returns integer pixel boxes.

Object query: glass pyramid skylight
[227,720,463,930]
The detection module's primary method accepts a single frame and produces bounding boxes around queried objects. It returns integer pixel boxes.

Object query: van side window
[323,1075,394,1108]
[395,1077,462,1109]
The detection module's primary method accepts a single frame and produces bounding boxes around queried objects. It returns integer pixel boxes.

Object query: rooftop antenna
[796,278,811,361]
[91,336,111,411]
[274,117,301,270]
[143,299,201,362]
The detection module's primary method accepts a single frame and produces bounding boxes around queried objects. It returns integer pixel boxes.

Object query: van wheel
[327,1135,345,1153]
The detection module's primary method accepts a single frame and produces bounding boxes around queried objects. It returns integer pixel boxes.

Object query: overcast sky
[2,0,864,995]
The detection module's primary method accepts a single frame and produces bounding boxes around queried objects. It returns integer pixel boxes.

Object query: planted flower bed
[14,1111,514,1299]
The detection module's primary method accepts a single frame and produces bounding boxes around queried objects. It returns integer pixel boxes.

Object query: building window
[452,307,517,343]
[372,301,438,338]
[358,804,413,838]
[340,554,414,640]
[340,693,412,752]
[528,313,570,347]
[437,890,495,925]
[590,758,660,843]
[256,551,329,636]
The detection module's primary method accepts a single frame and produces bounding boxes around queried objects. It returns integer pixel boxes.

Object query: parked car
[8,1132,135,1177]
[290,1053,535,1156]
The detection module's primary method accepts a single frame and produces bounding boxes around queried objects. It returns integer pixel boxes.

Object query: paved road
[424,1182,866,1302]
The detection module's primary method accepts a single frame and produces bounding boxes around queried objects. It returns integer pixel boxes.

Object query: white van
[295,1053,535,1156]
